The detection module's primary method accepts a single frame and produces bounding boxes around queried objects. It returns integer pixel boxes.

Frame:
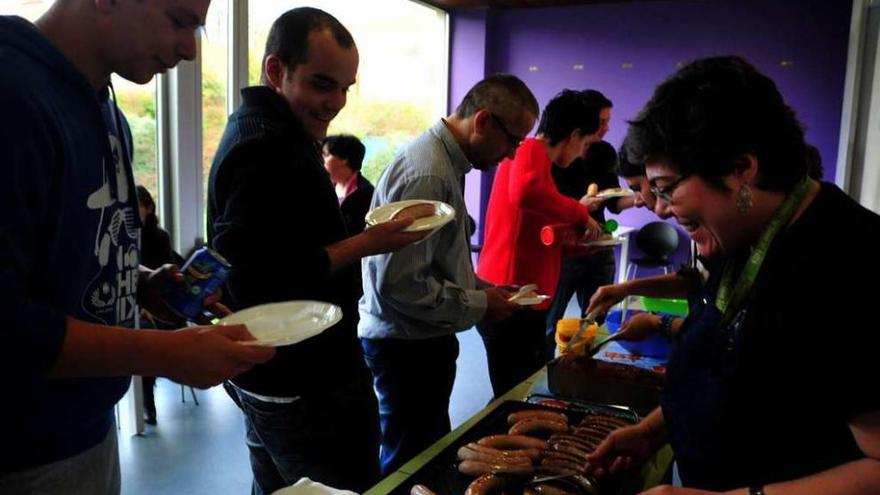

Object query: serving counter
[365,340,674,495]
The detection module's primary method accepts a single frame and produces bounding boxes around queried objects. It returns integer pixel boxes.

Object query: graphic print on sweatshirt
[82,131,140,326]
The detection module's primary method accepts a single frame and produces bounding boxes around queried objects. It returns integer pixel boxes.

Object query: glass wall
[202,0,229,197]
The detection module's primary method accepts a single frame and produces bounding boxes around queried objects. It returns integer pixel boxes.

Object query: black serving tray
[388,400,640,495]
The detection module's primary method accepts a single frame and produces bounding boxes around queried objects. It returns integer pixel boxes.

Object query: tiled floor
[118,327,496,495]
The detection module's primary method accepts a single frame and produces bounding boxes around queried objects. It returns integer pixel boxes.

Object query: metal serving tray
[387,399,640,495]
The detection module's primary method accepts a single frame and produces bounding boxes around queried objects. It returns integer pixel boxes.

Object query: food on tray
[507,409,568,425]
[458,460,535,476]
[477,434,548,451]
[554,354,665,387]
[465,474,518,495]
[508,418,570,437]
[410,485,438,495]
[407,404,638,495]
[392,202,436,221]
[458,443,542,463]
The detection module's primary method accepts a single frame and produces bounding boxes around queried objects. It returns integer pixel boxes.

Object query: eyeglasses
[650,174,692,203]
[490,113,525,148]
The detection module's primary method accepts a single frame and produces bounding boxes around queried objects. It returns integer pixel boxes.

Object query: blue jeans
[225,375,380,495]
[545,250,616,358]
[361,335,458,476]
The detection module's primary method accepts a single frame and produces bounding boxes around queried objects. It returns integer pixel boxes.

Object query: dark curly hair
[536,89,602,146]
[625,56,808,192]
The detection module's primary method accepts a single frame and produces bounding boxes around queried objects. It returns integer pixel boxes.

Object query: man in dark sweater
[0,2,274,494]
[207,8,423,494]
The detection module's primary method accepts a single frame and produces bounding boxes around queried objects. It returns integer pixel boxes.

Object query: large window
[202,0,229,197]
[113,77,159,196]
[248,1,448,183]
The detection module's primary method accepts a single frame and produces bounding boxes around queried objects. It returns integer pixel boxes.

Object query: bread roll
[393,202,436,221]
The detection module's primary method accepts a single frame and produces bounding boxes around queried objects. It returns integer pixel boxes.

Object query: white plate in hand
[513,294,550,306]
[365,200,455,233]
[595,189,635,199]
[222,301,342,347]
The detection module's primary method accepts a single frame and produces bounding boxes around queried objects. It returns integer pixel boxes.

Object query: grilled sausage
[507,410,569,426]
[392,203,436,221]
[465,443,542,462]
[464,474,506,495]
[550,434,600,451]
[457,445,531,466]
[411,485,438,495]
[478,434,548,451]
[458,460,535,477]
[509,419,570,437]
[540,457,585,474]
[548,440,591,459]
[542,450,585,466]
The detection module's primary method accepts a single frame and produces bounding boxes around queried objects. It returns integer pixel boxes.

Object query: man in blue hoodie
[0,2,275,494]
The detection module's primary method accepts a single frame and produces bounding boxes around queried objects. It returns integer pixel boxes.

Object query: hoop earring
[737,184,753,214]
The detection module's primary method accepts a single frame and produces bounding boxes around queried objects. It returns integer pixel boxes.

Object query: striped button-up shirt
[358,120,488,340]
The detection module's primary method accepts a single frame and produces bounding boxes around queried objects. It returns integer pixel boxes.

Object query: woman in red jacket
[477,89,603,397]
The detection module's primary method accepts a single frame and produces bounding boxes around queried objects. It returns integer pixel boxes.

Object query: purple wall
[449,9,491,246]
[450,0,852,255]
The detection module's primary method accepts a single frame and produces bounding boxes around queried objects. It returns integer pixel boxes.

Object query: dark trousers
[224,374,380,495]
[545,250,616,358]
[361,335,459,476]
[477,308,548,399]
[141,376,156,416]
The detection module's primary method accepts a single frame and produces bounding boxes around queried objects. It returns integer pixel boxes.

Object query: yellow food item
[586,183,599,197]
[555,318,598,356]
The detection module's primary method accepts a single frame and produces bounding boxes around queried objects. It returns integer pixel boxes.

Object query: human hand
[618,313,661,342]
[482,286,518,323]
[579,194,607,212]
[587,284,628,316]
[138,264,232,326]
[158,324,275,388]
[578,218,603,244]
[361,218,430,255]
[587,423,660,478]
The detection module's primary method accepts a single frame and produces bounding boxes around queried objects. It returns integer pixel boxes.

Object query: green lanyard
[715,179,810,327]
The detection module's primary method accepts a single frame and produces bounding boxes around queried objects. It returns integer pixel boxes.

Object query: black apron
[661,290,749,490]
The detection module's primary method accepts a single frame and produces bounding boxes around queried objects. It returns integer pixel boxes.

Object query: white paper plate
[514,294,550,306]
[595,189,635,199]
[365,200,455,233]
[222,301,342,347]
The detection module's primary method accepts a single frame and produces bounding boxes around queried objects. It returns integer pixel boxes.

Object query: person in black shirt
[588,56,880,495]
[546,91,636,353]
[323,134,374,236]
[207,8,423,494]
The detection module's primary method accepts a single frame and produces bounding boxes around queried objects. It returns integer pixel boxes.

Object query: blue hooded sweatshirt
[0,16,138,472]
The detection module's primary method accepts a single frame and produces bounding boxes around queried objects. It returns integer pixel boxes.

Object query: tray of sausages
[395,400,638,495]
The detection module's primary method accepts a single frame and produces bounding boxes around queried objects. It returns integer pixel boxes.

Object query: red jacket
[477,138,590,308]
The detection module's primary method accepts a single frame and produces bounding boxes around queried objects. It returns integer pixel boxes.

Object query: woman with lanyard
[587,56,880,494]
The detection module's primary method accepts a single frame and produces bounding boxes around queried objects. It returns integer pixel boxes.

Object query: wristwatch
[748,486,765,495]
[657,314,675,340]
